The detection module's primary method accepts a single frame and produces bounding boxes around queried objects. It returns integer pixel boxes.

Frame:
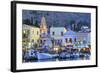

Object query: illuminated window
[23,30,29,38]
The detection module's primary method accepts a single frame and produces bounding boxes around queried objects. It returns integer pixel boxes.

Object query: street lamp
[54,46,59,54]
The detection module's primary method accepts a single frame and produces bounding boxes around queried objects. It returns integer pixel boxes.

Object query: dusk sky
[22,10,91,31]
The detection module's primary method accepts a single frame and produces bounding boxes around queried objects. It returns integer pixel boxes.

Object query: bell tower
[40,16,47,34]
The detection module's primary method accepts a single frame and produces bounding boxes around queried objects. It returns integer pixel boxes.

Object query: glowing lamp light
[28,43,31,48]
[83,48,86,51]
[23,30,26,34]
[54,47,59,51]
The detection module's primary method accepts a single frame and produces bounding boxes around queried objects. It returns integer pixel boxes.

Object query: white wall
[50,27,66,39]
[0,0,100,73]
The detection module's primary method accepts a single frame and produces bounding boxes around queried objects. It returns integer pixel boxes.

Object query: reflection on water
[24,56,90,63]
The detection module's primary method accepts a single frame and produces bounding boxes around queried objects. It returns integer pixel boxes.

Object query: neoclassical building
[31,27,40,44]
[62,29,90,49]
[22,16,90,50]
[50,27,67,46]
[22,24,40,49]
[62,30,77,47]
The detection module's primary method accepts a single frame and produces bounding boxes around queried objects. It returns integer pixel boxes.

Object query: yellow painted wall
[30,27,40,43]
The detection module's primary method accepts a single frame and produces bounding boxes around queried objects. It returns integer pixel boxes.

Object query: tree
[34,20,39,27]
[23,19,31,25]
[66,19,76,30]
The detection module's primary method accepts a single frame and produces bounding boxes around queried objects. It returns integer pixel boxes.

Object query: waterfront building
[50,27,67,46]
[22,24,40,49]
